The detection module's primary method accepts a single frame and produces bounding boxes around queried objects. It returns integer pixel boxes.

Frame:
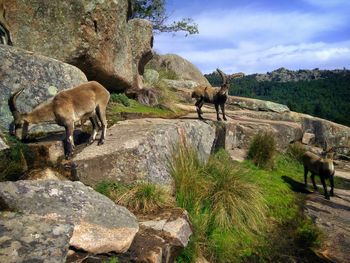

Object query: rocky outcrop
[147,54,210,86]
[227,96,290,113]
[72,118,216,188]
[254,67,350,82]
[0,180,139,258]
[2,0,153,92]
[305,187,350,263]
[0,45,87,132]
[0,212,73,263]
[129,208,192,263]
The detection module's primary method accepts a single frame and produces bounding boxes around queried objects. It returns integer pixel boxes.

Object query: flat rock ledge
[0,180,139,262]
[72,118,217,188]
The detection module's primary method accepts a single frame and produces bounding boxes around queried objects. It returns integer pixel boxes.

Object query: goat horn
[8,88,24,115]
[216,68,227,85]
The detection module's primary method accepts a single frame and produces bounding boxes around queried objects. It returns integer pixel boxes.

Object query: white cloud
[153,6,350,74]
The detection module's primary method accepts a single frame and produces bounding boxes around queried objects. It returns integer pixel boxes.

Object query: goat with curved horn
[8,81,110,159]
[191,68,244,121]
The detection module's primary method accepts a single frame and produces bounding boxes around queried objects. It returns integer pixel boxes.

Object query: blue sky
[153,0,350,74]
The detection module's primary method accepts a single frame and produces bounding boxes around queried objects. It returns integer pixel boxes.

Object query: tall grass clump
[247,132,276,169]
[95,181,173,214]
[170,142,266,262]
[286,142,306,163]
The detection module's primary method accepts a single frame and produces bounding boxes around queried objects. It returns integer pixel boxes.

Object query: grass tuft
[247,132,276,169]
[95,181,173,214]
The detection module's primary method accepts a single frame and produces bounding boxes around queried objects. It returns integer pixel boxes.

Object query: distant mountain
[205,68,350,126]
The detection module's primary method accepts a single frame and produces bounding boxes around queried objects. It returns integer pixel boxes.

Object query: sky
[153,0,350,74]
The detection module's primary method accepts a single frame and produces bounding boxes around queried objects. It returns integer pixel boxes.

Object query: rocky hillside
[1,1,350,262]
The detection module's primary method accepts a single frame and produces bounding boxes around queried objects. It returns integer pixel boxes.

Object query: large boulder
[0,45,87,132]
[0,212,73,263]
[0,180,139,257]
[2,0,153,91]
[72,118,216,188]
[147,54,210,86]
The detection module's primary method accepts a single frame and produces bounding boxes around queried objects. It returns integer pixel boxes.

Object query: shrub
[247,132,276,169]
[95,181,173,213]
[286,142,306,163]
[158,68,178,80]
[110,93,130,107]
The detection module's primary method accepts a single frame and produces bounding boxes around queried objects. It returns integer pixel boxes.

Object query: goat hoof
[330,191,334,196]
[87,139,94,145]
[223,118,227,121]
[98,140,105,146]
[217,118,222,121]
[325,195,330,200]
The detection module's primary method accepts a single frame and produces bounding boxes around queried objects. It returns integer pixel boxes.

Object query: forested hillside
[205,69,350,126]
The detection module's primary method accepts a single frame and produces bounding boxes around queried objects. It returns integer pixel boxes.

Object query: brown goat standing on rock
[8,81,110,159]
[191,69,244,121]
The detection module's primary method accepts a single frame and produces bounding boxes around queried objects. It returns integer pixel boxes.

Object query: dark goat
[191,69,244,121]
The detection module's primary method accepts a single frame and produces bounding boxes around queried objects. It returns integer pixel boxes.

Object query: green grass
[107,99,185,124]
[95,181,173,214]
[170,142,324,263]
[0,135,30,182]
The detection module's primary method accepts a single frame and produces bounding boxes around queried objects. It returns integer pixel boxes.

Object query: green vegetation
[110,93,130,107]
[95,181,173,214]
[206,71,350,126]
[170,142,324,262]
[107,98,183,124]
[0,135,30,181]
[247,132,276,169]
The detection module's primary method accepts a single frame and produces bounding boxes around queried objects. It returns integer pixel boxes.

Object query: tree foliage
[131,0,199,35]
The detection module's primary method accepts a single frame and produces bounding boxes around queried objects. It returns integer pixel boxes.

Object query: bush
[110,93,130,107]
[286,143,306,163]
[247,132,276,169]
[95,181,173,213]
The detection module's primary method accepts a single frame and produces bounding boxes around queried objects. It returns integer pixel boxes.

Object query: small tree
[131,0,199,36]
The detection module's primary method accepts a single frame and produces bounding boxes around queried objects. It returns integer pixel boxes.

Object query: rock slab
[0,180,139,260]
[72,118,216,188]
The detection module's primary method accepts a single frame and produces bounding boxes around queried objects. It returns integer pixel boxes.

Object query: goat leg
[330,172,335,196]
[220,103,227,121]
[96,105,107,145]
[88,116,98,145]
[64,123,75,159]
[195,99,204,120]
[320,175,330,199]
[215,104,221,121]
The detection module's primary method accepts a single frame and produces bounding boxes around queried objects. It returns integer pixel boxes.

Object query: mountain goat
[302,149,335,199]
[8,81,110,159]
[191,69,244,121]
